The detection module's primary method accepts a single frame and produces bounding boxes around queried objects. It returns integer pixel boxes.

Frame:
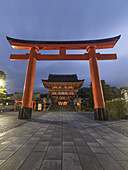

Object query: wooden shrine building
[42,74,84,105]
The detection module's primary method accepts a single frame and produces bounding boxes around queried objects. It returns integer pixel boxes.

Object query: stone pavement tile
[0,144,9,152]
[63,135,73,141]
[23,140,40,147]
[45,146,61,160]
[33,145,48,152]
[109,134,128,142]
[103,135,126,147]
[38,141,50,146]
[63,141,75,147]
[76,147,93,154]
[62,153,82,170]
[1,140,12,145]
[78,152,103,170]
[33,132,44,138]
[8,137,19,142]
[87,142,101,148]
[112,143,126,148]
[39,127,48,131]
[0,145,35,170]
[63,146,77,153]
[118,161,128,170]
[5,144,22,151]
[72,133,82,138]
[63,131,72,136]
[73,138,88,147]
[0,151,15,160]
[40,135,52,141]
[90,147,106,153]
[95,153,124,170]
[96,139,113,147]
[44,130,54,135]
[82,135,96,142]
[40,160,61,170]
[18,152,45,170]
[105,147,128,161]
[50,137,62,146]
[118,147,128,157]
[47,126,55,130]
[0,160,5,166]
[52,132,62,137]
[96,130,107,136]
[90,133,102,139]
[103,135,121,143]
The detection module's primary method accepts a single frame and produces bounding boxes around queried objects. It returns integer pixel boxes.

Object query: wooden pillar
[67,93,69,104]
[87,46,108,120]
[34,102,36,111]
[78,98,82,110]
[57,94,59,103]
[19,46,39,119]
[43,98,47,111]
[19,102,21,109]
[14,101,17,111]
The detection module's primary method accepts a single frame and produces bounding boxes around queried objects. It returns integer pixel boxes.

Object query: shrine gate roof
[6,35,121,50]
[42,74,84,83]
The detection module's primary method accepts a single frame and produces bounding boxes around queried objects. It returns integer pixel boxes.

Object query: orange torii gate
[7,35,120,120]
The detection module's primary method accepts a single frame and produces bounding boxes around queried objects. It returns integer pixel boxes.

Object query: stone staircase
[49,104,76,112]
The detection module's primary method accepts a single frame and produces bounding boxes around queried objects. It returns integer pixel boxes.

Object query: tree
[0,71,6,88]
[77,86,94,108]
[77,80,122,109]
[0,71,10,111]
[101,80,121,101]
[0,71,6,79]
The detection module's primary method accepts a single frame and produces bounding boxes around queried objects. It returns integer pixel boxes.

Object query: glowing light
[0,79,3,87]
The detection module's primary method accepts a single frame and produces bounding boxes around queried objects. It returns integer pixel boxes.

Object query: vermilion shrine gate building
[7,35,120,120]
[42,74,84,105]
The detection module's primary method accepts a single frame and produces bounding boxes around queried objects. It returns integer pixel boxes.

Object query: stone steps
[49,104,76,111]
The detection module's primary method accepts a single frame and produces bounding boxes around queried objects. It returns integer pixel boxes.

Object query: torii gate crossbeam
[7,35,120,120]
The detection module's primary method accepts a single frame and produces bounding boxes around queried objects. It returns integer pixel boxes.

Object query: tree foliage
[0,71,6,80]
[77,80,122,108]
[106,99,127,118]
[0,71,9,103]
[101,80,122,101]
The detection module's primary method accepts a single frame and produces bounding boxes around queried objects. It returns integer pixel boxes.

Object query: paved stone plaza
[0,112,128,169]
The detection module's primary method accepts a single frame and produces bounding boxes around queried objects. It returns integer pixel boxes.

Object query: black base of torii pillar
[94,108,108,120]
[19,107,32,119]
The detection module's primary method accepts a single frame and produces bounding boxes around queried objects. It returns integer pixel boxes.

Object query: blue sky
[0,0,128,93]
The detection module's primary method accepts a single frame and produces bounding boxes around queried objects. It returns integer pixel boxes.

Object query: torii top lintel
[7,35,120,50]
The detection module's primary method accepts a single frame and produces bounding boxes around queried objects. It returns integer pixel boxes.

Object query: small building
[42,74,84,105]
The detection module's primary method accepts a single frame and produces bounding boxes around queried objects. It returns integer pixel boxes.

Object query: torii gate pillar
[88,46,108,120]
[19,46,39,119]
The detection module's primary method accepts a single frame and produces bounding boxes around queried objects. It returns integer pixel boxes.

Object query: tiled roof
[11,93,40,99]
[42,74,84,82]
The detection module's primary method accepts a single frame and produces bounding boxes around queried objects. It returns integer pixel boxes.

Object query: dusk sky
[0,0,128,94]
